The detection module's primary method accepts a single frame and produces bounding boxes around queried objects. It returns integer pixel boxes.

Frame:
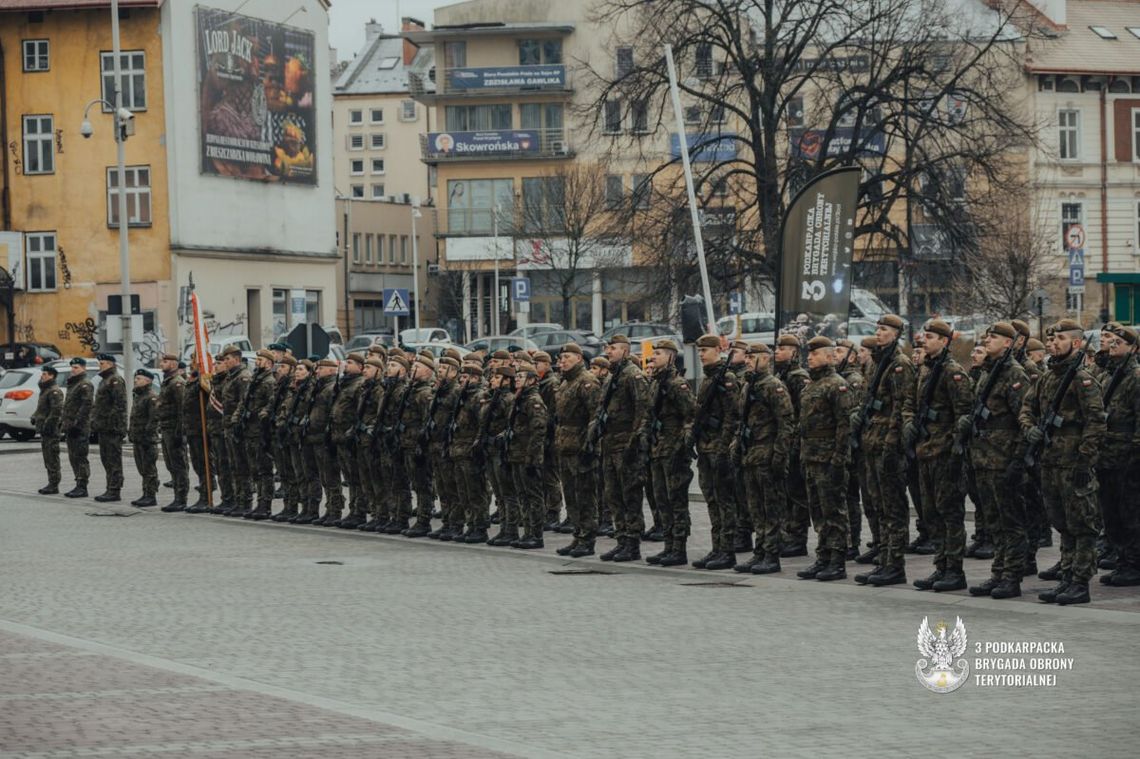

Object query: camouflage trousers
[41,434,61,487]
[602,447,646,542]
[379,447,410,525]
[248,434,274,509]
[98,433,124,491]
[132,440,158,497]
[273,435,296,514]
[649,450,692,546]
[511,462,545,538]
[1097,466,1140,570]
[224,430,251,506]
[1023,467,1050,552]
[336,441,363,518]
[161,430,189,502]
[974,467,1026,582]
[742,461,785,559]
[357,442,382,521]
[315,440,344,518]
[404,451,434,524]
[917,457,966,572]
[1042,466,1099,583]
[543,453,562,523]
[453,457,490,529]
[803,462,847,564]
[864,446,909,570]
[489,456,518,532]
[66,430,90,486]
[294,440,321,517]
[697,452,736,553]
[846,450,864,548]
[187,435,214,502]
[908,461,928,540]
[433,449,462,529]
[781,448,809,548]
[559,454,598,541]
[209,427,232,505]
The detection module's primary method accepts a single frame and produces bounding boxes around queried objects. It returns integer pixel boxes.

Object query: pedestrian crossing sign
[383,288,410,316]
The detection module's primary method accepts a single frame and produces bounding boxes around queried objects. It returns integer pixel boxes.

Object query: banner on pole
[189,292,214,375]
[778,166,861,340]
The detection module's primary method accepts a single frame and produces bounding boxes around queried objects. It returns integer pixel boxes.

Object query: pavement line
[0,619,571,759]
[0,684,231,701]
[0,733,402,759]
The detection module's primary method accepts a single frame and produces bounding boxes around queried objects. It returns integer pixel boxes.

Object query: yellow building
[1,0,171,358]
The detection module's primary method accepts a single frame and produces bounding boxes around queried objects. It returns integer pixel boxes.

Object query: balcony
[410,64,571,100]
[420,128,573,163]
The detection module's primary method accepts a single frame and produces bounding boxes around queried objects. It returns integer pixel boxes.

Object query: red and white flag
[189,291,214,376]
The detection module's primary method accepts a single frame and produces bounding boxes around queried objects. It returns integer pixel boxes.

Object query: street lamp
[492,203,501,336]
[411,200,422,331]
[81,0,135,397]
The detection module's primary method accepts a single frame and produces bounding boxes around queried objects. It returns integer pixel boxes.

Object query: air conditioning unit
[551,140,568,155]
[427,263,441,275]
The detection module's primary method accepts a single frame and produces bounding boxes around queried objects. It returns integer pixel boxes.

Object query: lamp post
[411,200,422,331]
[492,203,501,336]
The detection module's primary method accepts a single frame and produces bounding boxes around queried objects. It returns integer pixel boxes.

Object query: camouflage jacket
[304,375,337,445]
[447,381,487,459]
[553,363,601,456]
[537,372,561,447]
[32,380,64,438]
[182,376,205,438]
[271,373,295,432]
[354,376,381,437]
[220,365,251,432]
[1018,352,1106,466]
[798,365,854,466]
[1020,356,1043,385]
[913,351,974,460]
[128,386,158,445]
[398,378,434,449]
[840,365,866,406]
[862,345,915,451]
[330,372,364,443]
[205,372,225,434]
[1098,353,1140,469]
[244,367,276,438]
[597,358,649,454]
[968,356,1029,469]
[287,376,315,439]
[642,366,694,461]
[694,362,741,456]
[505,384,547,466]
[774,361,811,420]
[157,371,186,438]
[737,368,794,466]
[92,368,127,437]
[378,377,409,438]
[427,379,459,453]
[63,373,94,436]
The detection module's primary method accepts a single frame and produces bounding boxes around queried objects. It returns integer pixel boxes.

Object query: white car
[400,328,450,344]
[507,323,563,339]
[180,335,256,366]
[0,359,132,441]
[716,312,776,344]
[402,341,470,360]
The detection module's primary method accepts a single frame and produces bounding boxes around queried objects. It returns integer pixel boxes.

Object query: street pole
[111,0,133,395]
[411,201,422,331]
[492,203,500,336]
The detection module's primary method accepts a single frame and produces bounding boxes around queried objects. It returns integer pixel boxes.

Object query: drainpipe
[1099,85,1109,321]
[0,38,12,230]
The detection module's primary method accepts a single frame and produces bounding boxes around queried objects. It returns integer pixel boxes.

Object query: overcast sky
[329,0,453,60]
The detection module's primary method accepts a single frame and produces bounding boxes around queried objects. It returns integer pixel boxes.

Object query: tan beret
[591,356,610,369]
[515,360,537,374]
[860,336,878,348]
[221,345,242,358]
[730,340,750,352]
[368,344,388,357]
[836,339,855,350]
[300,359,315,371]
[533,351,552,363]
[440,356,460,369]
[494,365,517,378]
[806,335,835,351]
[491,349,511,361]
[696,334,721,348]
[256,349,275,362]
[923,319,954,339]
[777,334,801,348]
[653,339,679,352]
[365,357,384,369]
[345,352,365,365]
[1026,338,1045,351]
[443,347,464,362]
[1107,323,1138,345]
[161,352,179,362]
[415,353,436,370]
[607,334,631,346]
[317,358,338,368]
[1052,318,1083,333]
[877,314,905,331]
[987,321,1017,340]
[279,355,297,367]
[561,343,583,357]
[390,354,410,370]
[1011,319,1030,337]
[461,362,483,376]
[747,342,770,355]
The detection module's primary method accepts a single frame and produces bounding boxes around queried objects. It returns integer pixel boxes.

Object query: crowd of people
[27,314,1140,606]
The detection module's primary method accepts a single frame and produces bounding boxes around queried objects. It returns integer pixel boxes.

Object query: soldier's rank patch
[1081,379,1092,386]
[894,366,903,373]
[1012,382,1022,390]
[952,373,964,381]
[838,385,848,392]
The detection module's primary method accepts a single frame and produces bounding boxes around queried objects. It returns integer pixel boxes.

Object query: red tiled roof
[0,0,163,10]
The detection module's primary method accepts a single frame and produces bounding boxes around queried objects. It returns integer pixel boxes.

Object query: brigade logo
[916,616,969,693]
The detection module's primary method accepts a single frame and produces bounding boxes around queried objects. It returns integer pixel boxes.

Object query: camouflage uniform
[270,371,296,517]
[306,374,343,521]
[354,374,384,525]
[290,375,322,520]
[1096,352,1139,575]
[735,367,794,562]
[157,369,189,504]
[537,371,563,526]
[221,364,253,508]
[553,362,602,543]
[245,366,277,513]
[598,359,650,545]
[63,372,94,488]
[330,372,365,522]
[1019,356,1050,550]
[399,374,436,530]
[129,384,159,497]
[799,364,854,568]
[695,362,741,556]
[1019,350,1105,587]
[182,377,213,505]
[92,368,127,494]
[207,373,232,508]
[427,376,461,534]
[839,364,867,551]
[506,384,548,540]
[775,359,812,551]
[448,378,491,534]
[642,365,694,555]
[32,377,64,487]
[378,376,412,529]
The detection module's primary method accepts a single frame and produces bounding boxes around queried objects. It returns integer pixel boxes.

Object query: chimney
[1027,0,1067,26]
[364,19,383,43]
[403,17,425,66]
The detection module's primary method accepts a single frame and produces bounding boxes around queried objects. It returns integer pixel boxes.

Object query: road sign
[728,292,744,315]
[1068,285,1086,295]
[1069,266,1085,287]
[285,322,330,359]
[1067,248,1085,268]
[383,288,410,316]
[511,277,531,302]
[1065,224,1085,251]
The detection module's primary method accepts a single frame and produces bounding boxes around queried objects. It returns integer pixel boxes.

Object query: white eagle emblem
[915,616,969,693]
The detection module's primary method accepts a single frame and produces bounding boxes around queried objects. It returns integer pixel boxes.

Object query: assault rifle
[417,383,446,462]
[350,376,376,444]
[1102,341,1138,423]
[962,344,1014,453]
[736,374,758,457]
[499,384,525,465]
[271,375,292,445]
[474,386,503,474]
[383,378,412,455]
[686,356,731,460]
[443,383,468,457]
[906,351,947,461]
[850,340,898,451]
[364,377,395,451]
[583,359,624,460]
[1022,353,1083,467]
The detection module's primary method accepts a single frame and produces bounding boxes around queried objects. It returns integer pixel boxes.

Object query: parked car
[180,335,255,366]
[463,336,541,354]
[400,327,450,345]
[402,340,470,360]
[507,323,563,339]
[0,342,62,369]
[343,331,396,353]
[716,312,776,344]
[0,359,131,442]
[849,287,891,320]
[602,322,683,349]
[529,330,604,360]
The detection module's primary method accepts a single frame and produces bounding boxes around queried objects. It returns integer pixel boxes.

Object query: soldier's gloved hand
[849,409,863,428]
[1072,467,1093,490]
[954,416,972,437]
[902,421,918,449]
[1024,426,1045,445]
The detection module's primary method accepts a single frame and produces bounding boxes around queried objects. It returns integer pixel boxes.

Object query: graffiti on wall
[204,311,246,338]
[14,322,36,342]
[61,318,100,354]
[57,248,72,289]
[133,324,168,367]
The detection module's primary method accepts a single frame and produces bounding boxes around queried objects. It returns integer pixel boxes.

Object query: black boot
[990,579,1022,599]
[1105,566,1140,587]
[131,494,156,508]
[611,539,639,562]
[968,576,1000,597]
[646,542,671,565]
[796,559,825,579]
[38,484,59,495]
[1054,581,1090,605]
[703,551,734,571]
[855,546,880,564]
[568,541,595,558]
[64,483,88,498]
[1038,561,1063,581]
[691,550,717,569]
[1038,576,1071,603]
[932,569,967,592]
[95,491,122,503]
[160,500,186,513]
[734,553,764,573]
[464,527,489,544]
[816,558,847,581]
[599,539,625,561]
[867,566,908,586]
[855,566,882,585]
[557,540,580,557]
[402,520,431,538]
[913,569,945,591]
[658,542,688,567]
[750,555,781,574]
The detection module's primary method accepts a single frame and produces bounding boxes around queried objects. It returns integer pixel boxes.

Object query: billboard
[669,132,737,163]
[790,127,886,160]
[196,6,317,184]
[427,130,543,158]
[447,65,565,90]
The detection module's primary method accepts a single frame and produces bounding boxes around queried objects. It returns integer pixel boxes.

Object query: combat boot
[464,528,489,544]
[855,546,880,564]
[750,556,781,574]
[854,566,881,585]
[933,570,967,592]
[796,559,825,579]
[780,543,808,558]
[38,484,59,495]
[95,491,122,503]
[337,514,363,529]
[599,540,626,561]
[646,523,665,542]
[557,540,580,557]
[867,566,907,586]
[250,505,272,521]
[990,579,1021,599]
[160,500,186,513]
[913,569,945,590]
[64,483,88,498]
[1105,566,1140,586]
[131,495,156,507]
[567,541,596,558]
[734,553,764,573]
[384,518,410,535]
[1038,576,1071,603]
[972,542,995,560]
[816,560,847,582]
[658,543,688,567]
[690,550,718,569]
[703,551,734,570]
[645,542,671,565]
[487,528,517,547]
[1055,581,1090,605]
[516,534,544,550]
[1097,551,1117,571]
[598,520,614,537]
[968,576,1000,597]
[402,520,431,538]
[1038,561,1063,581]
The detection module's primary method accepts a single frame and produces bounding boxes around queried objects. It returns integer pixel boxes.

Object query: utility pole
[111,0,134,395]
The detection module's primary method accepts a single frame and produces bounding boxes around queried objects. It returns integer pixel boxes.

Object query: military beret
[860,336,878,348]
[268,342,289,352]
[516,360,537,374]
[746,342,770,355]
[307,353,322,362]
[1011,319,1030,337]
[317,359,338,368]
[1107,324,1138,345]
[41,365,59,377]
[69,357,87,367]
[730,340,750,353]
[469,349,487,360]
[97,353,116,362]
[876,314,905,331]
[923,319,954,339]
[415,353,436,370]
[987,322,1017,340]
[806,335,835,351]
[533,350,553,363]
[461,362,483,376]
[653,339,679,352]
[220,345,241,358]
[1052,318,1083,334]
[491,350,511,361]
[836,339,855,350]
[368,344,388,357]
[494,365,517,378]
[442,347,464,362]
[390,355,410,370]
[256,349,275,362]
[1026,338,1045,351]
[300,359,315,371]
[365,356,384,369]
[608,334,631,346]
[346,352,366,365]
[561,343,584,357]
[177,361,187,370]
[134,368,154,380]
[440,356,461,369]
[1044,325,1056,338]
[161,352,179,362]
[696,334,721,348]
[777,334,801,348]
[591,356,610,369]
[279,355,297,367]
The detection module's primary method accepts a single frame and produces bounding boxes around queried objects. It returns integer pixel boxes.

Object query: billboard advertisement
[447,65,565,90]
[427,130,542,158]
[196,6,317,184]
[669,132,737,163]
[790,127,886,161]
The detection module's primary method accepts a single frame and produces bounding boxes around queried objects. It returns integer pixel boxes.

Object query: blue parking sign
[512,277,531,302]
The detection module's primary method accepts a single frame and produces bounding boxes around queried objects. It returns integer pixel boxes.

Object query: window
[106,166,152,227]
[444,41,467,69]
[684,105,702,125]
[400,235,408,264]
[604,100,622,133]
[446,178,514,234]
[1061,201,1084,252]
[445,104,511,131]
[376,235,385,263]
[710,104,726,124]
[370,108,384,124]
[352,233,361,263]
[348,134,364,150]
[365,234,373,263]
[351,184,364,199]
[22,40,49,72]
[695,43,713,79]
[389,234,397,263]
[100,51,146,111]
[631,100,649,133]
[370,133,386,150]
[22,115,53,175]
[1127,27,1140,40]
[616,47,633,78]
[371,183,385,198]
[605,174,625,208]
[522,176,565,233]
[1057,77,1080,93]
[1089,25,1117,40]
[401,100,417,121]
[1132,108,1140,161]
[1058,109,1080,160]
[371,158,385,174]
[632,174,652,209]
[709,176,729,197]
[519,102,564,131]
[350,159,365,176]
[349,109,363,124]
[25,232,57,292]
[787,96,805,128]
[519,39,561,65]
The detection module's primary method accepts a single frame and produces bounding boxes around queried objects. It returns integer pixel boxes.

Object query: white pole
[411,202,422,331]
[112,0,134,394]
[664,44,716,333]
[492,203,501,336]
